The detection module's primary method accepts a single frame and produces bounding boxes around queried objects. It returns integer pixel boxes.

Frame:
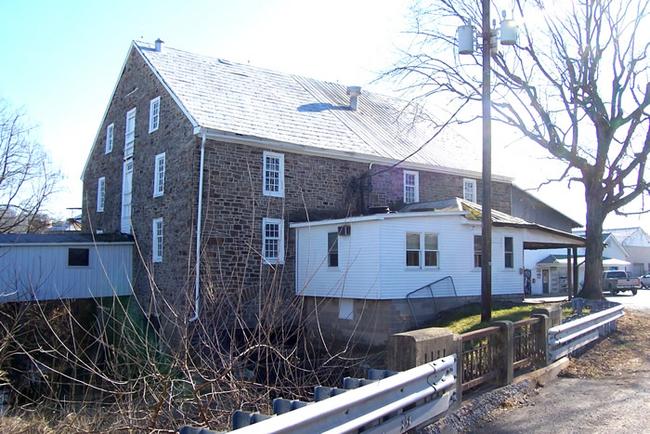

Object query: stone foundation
[301,294,524,347]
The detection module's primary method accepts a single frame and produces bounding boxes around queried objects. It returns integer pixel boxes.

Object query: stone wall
[81,47,198,316]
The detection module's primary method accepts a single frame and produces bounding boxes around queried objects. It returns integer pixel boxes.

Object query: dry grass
[562,311,650,378]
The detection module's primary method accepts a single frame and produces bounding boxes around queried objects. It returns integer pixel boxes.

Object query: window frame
[152,217,163,263]
[327,232,339,268]
[124,107,136,159]
[262,217,284,264]
[403,170,419,204]
[153,152,165,197]
[463,178,477,202]
[504,236,514,269]
[262,151,285,197]
[105,123,114,154]
[97,177,105,213]
[406,232,421,268]
[423,233,439,268]
[149,96,160,133]
[474,235,482,268]
[67,248,90,267]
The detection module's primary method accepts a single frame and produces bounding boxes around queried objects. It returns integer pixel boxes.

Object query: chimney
[154,38,164,52]
[347,86,362,111]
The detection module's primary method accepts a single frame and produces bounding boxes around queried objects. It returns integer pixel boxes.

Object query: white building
[291,198,584,345]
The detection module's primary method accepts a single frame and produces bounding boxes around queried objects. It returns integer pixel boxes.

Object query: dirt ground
[472,311,650,434]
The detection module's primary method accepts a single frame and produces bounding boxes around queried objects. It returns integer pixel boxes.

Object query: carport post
[566,249,572,300]
[572,248,579,297]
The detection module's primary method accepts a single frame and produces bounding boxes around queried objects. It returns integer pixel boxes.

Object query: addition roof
[133,41,510,180]
[0,232,134,246]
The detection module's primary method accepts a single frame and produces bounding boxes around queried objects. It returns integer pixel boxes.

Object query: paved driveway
[606,287,650,311]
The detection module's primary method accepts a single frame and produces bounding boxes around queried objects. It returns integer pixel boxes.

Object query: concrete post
[492,320,514,386]
[532,304,562,327]
[531,313,550,367]
[385,327,463,409]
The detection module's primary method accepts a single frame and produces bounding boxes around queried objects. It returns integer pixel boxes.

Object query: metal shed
[0,233,133,302]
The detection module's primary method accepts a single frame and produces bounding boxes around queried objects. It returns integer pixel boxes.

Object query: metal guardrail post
[492,321,514,386]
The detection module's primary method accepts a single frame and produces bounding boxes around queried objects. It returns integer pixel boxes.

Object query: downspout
[189,128,206,322]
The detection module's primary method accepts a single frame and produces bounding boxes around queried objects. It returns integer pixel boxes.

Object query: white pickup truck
[602,270,641,295]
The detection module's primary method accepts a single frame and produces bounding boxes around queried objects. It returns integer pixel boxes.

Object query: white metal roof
[135,41,510,180]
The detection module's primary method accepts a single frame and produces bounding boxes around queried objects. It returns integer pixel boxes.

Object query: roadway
[473,289,650,434]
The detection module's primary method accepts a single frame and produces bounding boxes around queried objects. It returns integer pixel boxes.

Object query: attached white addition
[120,160,133,234]
[152,217,163,263]
[124,108,136,159]
[96,177,106,213]
[153,152,165,197]
[292,204,584,300]
[263,151,284,197]
[463,178,477,202]
[149,96,160,133]
[105,123,114,154]
[262,217,284,264]
[403,170,419,204]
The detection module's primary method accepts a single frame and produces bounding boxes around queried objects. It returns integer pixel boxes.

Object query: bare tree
[0,101,59,233]
[387,0,650,298]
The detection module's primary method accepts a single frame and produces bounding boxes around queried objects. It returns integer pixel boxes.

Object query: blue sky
[1,0,648,231]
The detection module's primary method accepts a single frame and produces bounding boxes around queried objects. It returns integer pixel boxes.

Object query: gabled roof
[133,41,509,180]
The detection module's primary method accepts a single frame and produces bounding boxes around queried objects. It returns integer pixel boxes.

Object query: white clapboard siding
[293,213,533,300]
[0,244,133,302]
[378,216,523,298]
[296,220,381,299]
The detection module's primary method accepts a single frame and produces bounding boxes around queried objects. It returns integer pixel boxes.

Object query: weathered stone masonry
[82,46,514,326]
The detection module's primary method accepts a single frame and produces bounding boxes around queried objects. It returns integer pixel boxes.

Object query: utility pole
[480,0,493,323]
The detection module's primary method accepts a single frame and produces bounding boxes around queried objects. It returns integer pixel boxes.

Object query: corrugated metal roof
[0,233,134,245]
[136,42,487,176]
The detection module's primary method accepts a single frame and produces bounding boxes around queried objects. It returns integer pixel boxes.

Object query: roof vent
[154,38,164,52]
[347,86,362,111]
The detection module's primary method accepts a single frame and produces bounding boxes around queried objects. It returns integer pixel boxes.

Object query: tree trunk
[580,184,605,299]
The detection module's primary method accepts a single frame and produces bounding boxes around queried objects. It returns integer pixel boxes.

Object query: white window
[463,178,477,202]
[262,218,284,264]
[406,232,439,268]
[328,232,338,267]
[152,217,163,263]
[97,177,105,213]
[149,96,160,133]
[263,151,284,197]
[474,235,482,268]
[403,170,419,204]
[338,298,354,320]
[504,236,514,269]
[105,123,114,154]
[153,152,165,197]
[406,233,421,267]
[125,108,136,159]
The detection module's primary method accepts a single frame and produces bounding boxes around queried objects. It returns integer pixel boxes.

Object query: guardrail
[460,326,500,392]
[547,304,624,362]
[181,355,456,434]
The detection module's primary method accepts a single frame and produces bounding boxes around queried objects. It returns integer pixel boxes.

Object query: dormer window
[149,97,160,133]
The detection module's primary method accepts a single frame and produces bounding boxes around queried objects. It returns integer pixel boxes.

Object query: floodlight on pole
[456,7,518,323]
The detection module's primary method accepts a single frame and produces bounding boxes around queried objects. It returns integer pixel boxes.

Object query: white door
[121,160,133,233]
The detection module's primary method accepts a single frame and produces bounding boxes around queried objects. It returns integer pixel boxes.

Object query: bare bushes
[0,267,376,431]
